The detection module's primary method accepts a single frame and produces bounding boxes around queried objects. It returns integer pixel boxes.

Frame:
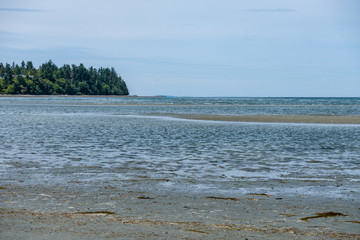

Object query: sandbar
[171,114,360,124]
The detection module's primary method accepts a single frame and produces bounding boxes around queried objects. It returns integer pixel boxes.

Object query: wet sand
[1,170,359,239]
[171,114,360,124]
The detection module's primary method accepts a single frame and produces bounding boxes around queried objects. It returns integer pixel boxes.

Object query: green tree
[5,84,16,94]
[13,64,21,75]
[20,61,26,75]
[0,63,5,77]
[25,78,37,94]
[53,84,65,94]
[3,63,13,86]
[0,78,5,93]
[40,60,58,82]
[17,75,27,94]
[0,60,129,95]
[78,81,90,95]
[26,61,36,76]
[59,64,72,79]
[64,82,79,95]
[102,83,111,95]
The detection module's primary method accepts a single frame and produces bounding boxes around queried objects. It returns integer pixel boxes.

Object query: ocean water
[0,96,359,196]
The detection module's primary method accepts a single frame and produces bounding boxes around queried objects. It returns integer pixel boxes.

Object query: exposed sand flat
[171,114,360,124]
[1,179,359,240]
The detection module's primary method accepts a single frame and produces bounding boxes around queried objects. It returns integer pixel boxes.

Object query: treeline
[0,60,129,95]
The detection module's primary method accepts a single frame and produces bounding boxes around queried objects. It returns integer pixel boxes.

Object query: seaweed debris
[73,211,116,215]
[137,195,154,199]
[186,229,208,234]
[247,193,272,197]
[206,196,240,201]
[344,221,360,224]
[301,211,348,221]
[280,214,297,217]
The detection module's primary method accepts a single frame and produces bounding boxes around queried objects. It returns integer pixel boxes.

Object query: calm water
[1,96,359,195]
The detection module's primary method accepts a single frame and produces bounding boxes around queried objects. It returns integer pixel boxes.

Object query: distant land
[0,60,129,95]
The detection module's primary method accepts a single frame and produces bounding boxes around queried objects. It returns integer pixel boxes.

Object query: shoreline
[1,94,360,98]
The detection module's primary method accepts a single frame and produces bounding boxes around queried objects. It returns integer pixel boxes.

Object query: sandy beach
[1,168,359,239]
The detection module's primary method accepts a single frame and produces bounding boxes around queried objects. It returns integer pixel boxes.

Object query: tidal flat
[1,96,360,239]
[1,170,359,239]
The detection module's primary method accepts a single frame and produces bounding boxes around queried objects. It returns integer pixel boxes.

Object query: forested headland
[0,60,129,95]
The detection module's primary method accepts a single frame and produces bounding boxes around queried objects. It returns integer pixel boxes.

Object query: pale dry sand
[171,114,360,124]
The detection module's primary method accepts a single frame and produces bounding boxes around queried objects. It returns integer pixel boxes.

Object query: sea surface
[1,96,359,196]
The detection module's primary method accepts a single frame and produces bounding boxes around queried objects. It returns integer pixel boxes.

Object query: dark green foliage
[0,60,129,95]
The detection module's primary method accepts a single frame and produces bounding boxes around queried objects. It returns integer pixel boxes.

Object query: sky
[0,0,359,97]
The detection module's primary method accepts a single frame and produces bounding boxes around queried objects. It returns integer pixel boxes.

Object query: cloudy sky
[1,0,359,96]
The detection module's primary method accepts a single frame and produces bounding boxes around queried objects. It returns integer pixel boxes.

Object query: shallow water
[1,96,359,196]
